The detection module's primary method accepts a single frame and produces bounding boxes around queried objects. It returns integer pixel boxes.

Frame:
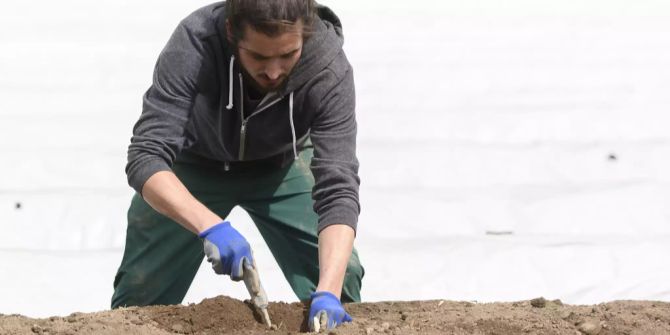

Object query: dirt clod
[30,324,42,333]
[530,297,547,308]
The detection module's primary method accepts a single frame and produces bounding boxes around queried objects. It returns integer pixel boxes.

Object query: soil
[2,296,670,335]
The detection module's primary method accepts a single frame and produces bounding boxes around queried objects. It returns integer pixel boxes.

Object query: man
[110,0,363,331]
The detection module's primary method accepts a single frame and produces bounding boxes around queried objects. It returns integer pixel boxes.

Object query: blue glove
[308,291,353,332]
[199,221,252,281]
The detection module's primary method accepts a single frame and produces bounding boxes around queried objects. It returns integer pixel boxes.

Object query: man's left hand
[308,291,352,332]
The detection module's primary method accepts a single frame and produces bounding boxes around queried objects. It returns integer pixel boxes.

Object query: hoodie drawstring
[289,92,298,159]
[226,55,235,110]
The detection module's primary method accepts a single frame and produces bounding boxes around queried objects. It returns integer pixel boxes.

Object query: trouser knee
[111,271,152,308]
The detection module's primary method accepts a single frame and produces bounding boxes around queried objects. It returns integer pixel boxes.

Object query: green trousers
[111,147,364,308]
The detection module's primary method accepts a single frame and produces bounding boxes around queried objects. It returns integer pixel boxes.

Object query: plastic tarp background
[1,0,669,317]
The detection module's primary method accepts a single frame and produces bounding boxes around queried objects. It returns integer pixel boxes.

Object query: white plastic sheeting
[1,0,670,317]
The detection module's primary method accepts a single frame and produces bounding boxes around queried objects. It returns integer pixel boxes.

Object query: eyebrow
[239,46,301,59]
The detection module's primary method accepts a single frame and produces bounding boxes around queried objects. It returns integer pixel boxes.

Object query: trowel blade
[242,259,272,328]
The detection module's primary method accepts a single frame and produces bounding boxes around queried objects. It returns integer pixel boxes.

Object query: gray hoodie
[126,2,360,233]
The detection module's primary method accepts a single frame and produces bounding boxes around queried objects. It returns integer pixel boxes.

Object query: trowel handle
[242,258,261,294]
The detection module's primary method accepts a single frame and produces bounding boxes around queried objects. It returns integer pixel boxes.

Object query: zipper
[238,74,245,160]
[236,73,285,161]
[239,119,247,161]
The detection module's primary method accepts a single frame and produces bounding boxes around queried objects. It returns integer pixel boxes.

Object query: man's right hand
[199,221,253,281]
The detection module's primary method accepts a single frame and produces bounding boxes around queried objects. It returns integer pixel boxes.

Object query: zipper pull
[239,119,248,161]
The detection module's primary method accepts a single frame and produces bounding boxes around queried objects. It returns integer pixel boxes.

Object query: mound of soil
[2,296,670,334]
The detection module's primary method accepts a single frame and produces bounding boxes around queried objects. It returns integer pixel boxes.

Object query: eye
[281,50,298,59]
[252,54,268,61]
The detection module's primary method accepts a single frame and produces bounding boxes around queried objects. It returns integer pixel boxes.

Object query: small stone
[530,297,547,308]
[437,300,445,307]
[31,324,42,334]
[171,323,184,332]
[578,321,602,335]
[561,311,575,320]
[381,322,391,330]
[400,313,408,321]
[365,327,374,335]
[270,324,278,330]
[552,299,564,306]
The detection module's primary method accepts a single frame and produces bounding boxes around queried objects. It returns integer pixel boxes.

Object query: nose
[264,59,282,80]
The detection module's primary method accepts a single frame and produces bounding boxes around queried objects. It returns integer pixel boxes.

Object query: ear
[225,19,234,44]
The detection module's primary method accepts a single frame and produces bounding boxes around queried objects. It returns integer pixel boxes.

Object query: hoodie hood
[281,5,345,95]
[215,5,345,96]
[215,4,346,159]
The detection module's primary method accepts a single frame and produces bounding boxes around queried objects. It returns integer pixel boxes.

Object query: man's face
[232,21,304,93]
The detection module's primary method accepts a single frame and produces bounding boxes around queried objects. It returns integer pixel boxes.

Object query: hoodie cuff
[317,199,359,235]
[127,157,173,195]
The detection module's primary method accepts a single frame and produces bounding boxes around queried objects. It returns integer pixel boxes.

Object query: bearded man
[111,0,363,331]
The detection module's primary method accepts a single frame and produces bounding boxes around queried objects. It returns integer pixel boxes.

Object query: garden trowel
[242,258,272,328]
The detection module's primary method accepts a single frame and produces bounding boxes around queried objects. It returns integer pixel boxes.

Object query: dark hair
[225,0,317,45]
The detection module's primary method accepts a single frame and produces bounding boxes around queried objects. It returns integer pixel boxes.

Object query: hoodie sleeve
[125,22,204,194]
[310,65,361,234]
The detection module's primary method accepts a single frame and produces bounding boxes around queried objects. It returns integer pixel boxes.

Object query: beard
[235,53,289,94]
[243,69,283,93]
